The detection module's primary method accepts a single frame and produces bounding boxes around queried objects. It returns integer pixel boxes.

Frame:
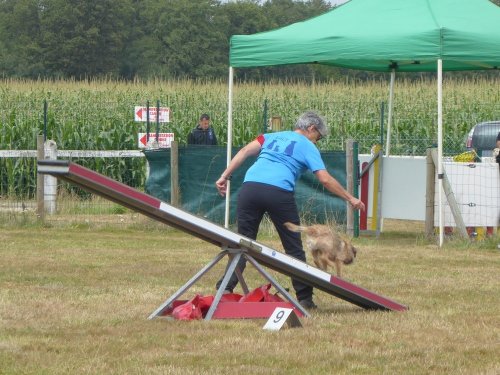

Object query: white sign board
[138,133,174,149]
[359,155,428,221]
[134,106,170,123]
[262,308,302,331]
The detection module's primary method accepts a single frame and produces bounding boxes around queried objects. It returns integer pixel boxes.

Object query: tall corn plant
[1,77,499,198]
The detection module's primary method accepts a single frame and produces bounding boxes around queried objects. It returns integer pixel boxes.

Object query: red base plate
[162,300,304,319]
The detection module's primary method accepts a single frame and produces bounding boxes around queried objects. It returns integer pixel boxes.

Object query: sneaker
[298,298,317,309]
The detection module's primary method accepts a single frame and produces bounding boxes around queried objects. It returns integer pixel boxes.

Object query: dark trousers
[216,182,313,301]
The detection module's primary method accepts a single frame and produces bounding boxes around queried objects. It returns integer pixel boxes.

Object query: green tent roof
[229,0,500,72]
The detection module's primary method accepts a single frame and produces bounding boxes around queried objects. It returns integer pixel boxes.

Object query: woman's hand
[349,197,365,211]
[214,139,261,197]
[216,176,229,196]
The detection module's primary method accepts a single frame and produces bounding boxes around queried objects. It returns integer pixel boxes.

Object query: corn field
[1,76,500,199]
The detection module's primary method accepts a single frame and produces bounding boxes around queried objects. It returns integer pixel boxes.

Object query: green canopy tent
[224,0,500,245]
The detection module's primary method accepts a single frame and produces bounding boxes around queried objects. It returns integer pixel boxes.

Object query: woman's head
[294,111,329,138]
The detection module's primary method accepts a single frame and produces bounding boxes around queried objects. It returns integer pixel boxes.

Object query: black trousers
[216,182,313,301]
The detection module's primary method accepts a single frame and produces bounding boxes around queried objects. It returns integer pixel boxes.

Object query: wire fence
[0,132,490,230]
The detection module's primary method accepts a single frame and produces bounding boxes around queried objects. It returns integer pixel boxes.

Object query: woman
[215,111,365,309]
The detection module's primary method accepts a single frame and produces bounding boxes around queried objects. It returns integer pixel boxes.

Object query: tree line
[1,0,499,82]
[0,0,339,81]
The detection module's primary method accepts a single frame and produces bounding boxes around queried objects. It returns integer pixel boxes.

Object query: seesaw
[38,160,407,320]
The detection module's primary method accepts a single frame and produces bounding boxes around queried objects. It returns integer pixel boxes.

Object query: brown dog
[284,222,357,277]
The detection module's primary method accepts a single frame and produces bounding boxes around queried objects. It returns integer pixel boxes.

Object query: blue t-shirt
[244,131,326,191]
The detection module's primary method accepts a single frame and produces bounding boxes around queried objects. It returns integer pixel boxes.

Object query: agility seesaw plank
[37,160,408,312]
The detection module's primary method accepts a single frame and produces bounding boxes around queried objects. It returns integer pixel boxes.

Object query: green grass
[0,222,499,374]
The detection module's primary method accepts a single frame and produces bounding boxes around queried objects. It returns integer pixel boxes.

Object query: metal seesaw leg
[234,265,249,295]
[148,250,228,319]
[215,247,250,295]
[245,254,310,318]
[204,251,243,321]
[149,247,309,321]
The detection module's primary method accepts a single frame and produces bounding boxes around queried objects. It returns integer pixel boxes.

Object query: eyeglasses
[313,127,323,141]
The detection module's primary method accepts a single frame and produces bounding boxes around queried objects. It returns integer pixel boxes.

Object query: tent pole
[385,69,395,156]
[224,67,234,228]
[437,59,444,247]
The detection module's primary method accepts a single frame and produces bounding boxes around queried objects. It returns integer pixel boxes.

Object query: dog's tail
[283,222,307,233]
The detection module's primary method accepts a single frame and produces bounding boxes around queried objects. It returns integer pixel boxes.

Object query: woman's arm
[314,169,365,210]
[215,139,261,196]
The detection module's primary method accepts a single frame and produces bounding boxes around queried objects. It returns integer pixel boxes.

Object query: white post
[224,67,234,228]
[44,140,58,214]
[385,69,395,157]
[36,135,45,220]
[437,59,444,247]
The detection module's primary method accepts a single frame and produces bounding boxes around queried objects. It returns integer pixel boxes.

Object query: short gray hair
[294,111,329,137]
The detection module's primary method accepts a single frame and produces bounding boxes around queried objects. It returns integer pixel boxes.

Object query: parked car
[465,121,500,156]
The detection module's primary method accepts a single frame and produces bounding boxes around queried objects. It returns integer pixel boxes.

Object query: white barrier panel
[359,155,427,220]
[359,155,499,226]
[435,162,500,227]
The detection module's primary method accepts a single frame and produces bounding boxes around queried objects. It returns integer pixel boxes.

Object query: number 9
[273,310,285,323]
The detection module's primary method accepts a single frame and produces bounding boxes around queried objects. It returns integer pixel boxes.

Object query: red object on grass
[239,284,270,302]
[211,301,302,319]
[171,295,203,320]
[164,284,298,320]
[220,293,243,302]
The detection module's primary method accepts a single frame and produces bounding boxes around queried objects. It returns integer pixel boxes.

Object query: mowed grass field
[1,220,499,375]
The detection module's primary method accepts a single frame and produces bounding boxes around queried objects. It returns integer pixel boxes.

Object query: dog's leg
[312,251,325,271]
[314,257,328,271]
[335,259,342,278]
[313,257,322,269]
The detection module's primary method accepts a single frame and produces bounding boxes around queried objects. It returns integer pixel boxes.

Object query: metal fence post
[353,140,359,237]
[170,141,179,207]
[346,139,354,237]
[379,101,385,146]
[425,148,436,239]
[43,100,48,141]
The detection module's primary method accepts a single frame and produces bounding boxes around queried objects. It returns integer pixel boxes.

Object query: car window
[467,121,500,155]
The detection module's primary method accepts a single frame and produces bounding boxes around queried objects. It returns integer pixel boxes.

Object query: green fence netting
[145,146,350,226]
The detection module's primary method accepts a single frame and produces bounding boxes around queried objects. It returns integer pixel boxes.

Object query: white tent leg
[385,68,395,157]
[225,67,234,228]
[437,59,444,247]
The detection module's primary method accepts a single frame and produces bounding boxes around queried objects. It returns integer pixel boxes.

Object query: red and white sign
[138,133,174,149]
[135,106,170,123]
